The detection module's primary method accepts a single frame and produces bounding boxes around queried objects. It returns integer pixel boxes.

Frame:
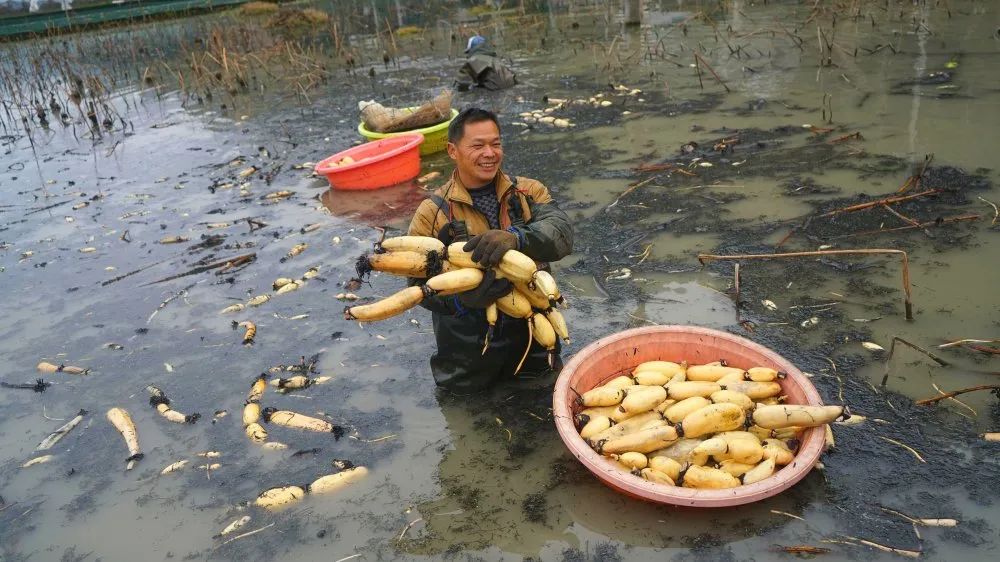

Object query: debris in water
[247,294,270,307]
[36,409,87,451]
[915,384,1000,406]
[879,506,958,527]
[253,487,305,511]
[761,299,777,311]
[861,342,885,352]
[274,313,310,320]
[161,460,189,474]
[291,447,321,458]
[877,436,926,463]
[37,361,89,375]
[215,516,252,538]
[221,303,246,314]
[801,317,820,328]
[238,321,257,345]
[270,375,331,393]
[1,378,51,392]
[606,268,631,280]
[771,545,831,555]
[280,243,307,262]
[276,280,303,295]
[158,236,189,244]
[147,385,200,423]
[164,363,174,372]
[106,407,143,470]
[417,171,441,184]
[825,536,921,559]
[21,455,54,468]
[261,408,342,435]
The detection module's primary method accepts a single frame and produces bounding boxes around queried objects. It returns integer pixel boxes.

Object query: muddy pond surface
[1,1,999,560]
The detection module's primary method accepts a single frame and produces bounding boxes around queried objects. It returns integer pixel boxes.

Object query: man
[454,35,517,92]
[407,108,573,391]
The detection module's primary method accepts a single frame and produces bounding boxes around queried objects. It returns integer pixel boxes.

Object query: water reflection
[320,181,426,230]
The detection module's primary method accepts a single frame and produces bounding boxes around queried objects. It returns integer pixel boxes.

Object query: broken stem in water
[877,436,926,463]
[733,262,741,323]
[938,338,1000,349]
[915,385,1000,406]
[879,505,959,527]
[880,336,949,387]
[977,196,999,226]
[217,523,276,547]
[881,204,932,237]
[693,52,730,92]
[819,189,939,218]
[142,253,256,286]
[606,174,660,210]
[698,249,914,320]
[931,382,977,417]
[897,153,933,194]
[826,536,921,558]
[832,214,979,239]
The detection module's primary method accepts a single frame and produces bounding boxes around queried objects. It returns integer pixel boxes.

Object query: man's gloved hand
[436,222,455,246]
[463,229,518,267]
[457,269,512,309]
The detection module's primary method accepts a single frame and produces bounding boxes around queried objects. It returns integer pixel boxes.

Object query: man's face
[447,119,503,187]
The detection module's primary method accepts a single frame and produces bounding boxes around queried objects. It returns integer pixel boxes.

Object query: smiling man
[407,107,573,391]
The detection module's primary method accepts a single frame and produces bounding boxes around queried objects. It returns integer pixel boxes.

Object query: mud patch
[522,492,547,523]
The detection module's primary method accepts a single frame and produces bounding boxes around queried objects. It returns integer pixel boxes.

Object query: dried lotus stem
[698,249,914,320]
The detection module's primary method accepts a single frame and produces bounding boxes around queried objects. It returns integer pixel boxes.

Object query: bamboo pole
[698,249,914,320]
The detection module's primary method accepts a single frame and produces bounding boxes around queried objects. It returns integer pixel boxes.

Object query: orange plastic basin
[315,133,424,191]
[553,325,825,508]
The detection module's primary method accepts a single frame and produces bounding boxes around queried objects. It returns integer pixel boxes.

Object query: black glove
[457,269,512,309]
[463,229,518,267]
[437,221,470,246]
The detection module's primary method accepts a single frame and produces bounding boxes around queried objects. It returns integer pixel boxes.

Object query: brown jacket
[409,170,544,239]
[405,169,573,389]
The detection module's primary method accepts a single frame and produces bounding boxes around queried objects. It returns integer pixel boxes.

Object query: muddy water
[1,1,999,561]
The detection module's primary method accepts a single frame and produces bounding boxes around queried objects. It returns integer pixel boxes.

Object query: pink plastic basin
[553,325,825,508]
[315,133,424,191]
